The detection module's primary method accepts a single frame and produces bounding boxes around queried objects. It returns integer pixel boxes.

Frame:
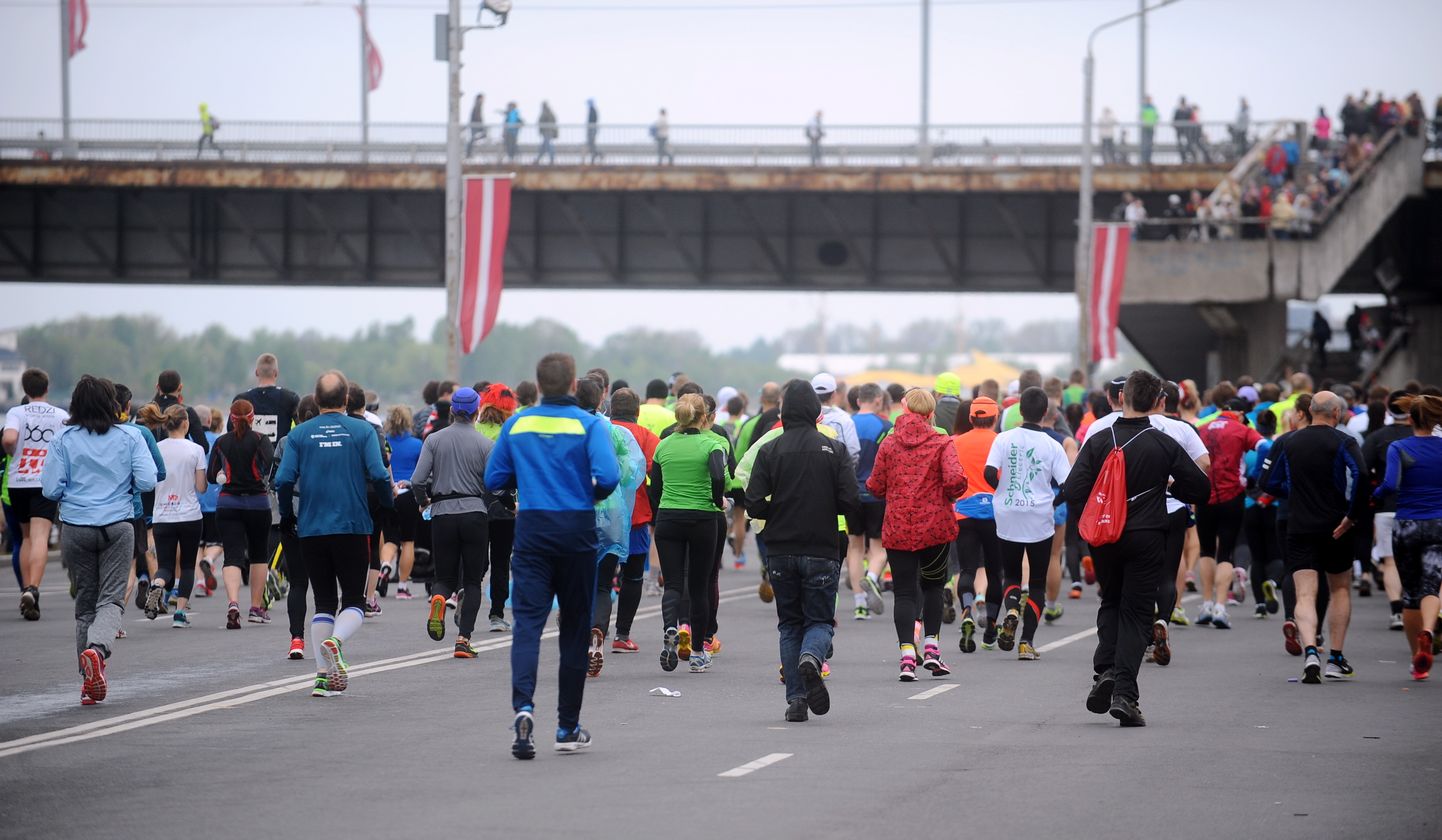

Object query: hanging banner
[458,174,513,354]
[68,0,89,57]
[1089,222,1131,362]
[355,6,382,91]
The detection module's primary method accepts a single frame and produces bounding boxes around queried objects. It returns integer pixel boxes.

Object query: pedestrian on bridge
[806,110,825,166]
[585,99,602,164]
[1098,107,1118,164]
[197,103,222,159]
[466,93,488,158]
[652,109,674,166]
[1140,96,1158,165]
[502,102,522,163]
[535,101,558,165]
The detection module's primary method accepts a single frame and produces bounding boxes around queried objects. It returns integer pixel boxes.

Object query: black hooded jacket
[744,381,859,559]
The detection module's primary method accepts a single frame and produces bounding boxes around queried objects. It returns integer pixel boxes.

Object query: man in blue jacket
[486,353,619,759]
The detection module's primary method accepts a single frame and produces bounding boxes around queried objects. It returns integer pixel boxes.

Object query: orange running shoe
[677,624,692,660]
[704,636,722,656]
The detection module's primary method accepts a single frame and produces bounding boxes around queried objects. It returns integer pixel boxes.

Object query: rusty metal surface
[0,161,1243,193]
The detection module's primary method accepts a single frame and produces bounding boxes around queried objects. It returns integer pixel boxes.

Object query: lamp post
[444,0,509,382]
[1075,0,1179,374]
[919,0,931,166]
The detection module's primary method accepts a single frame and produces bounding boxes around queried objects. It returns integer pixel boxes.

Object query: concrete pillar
[1216,300,1288,381]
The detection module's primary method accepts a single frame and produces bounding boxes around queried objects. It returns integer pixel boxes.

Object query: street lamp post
[919,0,931,166]
[1075,0,1179,375]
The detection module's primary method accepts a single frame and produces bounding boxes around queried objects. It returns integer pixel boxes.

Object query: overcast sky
[1,0,1437,347]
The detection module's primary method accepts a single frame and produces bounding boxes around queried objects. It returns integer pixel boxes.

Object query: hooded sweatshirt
[866,412,967,550]
[743,381,859,559]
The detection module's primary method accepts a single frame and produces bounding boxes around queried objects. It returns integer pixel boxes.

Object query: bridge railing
[0,118,1294,168]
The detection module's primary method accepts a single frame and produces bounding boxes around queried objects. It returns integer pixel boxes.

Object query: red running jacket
[866,412,968,551]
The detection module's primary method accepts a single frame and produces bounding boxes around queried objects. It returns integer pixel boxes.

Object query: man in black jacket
[745,380,860,723]
[1065,370,1210,726]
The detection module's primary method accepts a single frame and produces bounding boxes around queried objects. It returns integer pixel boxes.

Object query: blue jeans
[768,554,840,702]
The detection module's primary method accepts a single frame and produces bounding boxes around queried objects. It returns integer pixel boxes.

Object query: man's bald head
[1308,390,1346,426]
[315,370,349,410]
[759,382,781,408]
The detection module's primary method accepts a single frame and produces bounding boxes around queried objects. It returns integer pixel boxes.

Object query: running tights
[654,512,716,636]
[888,543,950,646]
[1244,503,1281,603]
[594,551,646,637]
[152,519,202,599]
[217,507,270,570]
[1001,535,1053,644]
[953,518,1003,625]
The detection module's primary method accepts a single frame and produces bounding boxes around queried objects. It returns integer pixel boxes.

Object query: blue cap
[451,387,480,415]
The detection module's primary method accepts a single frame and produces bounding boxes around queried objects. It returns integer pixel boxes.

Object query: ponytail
[230,399,255,438]
[1399,394,1442,431]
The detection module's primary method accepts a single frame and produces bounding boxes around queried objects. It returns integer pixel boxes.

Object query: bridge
[2,118,1438,383]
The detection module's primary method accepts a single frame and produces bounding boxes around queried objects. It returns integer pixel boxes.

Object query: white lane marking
[907,683,959,701]
[1036,593,1200,654]
[718,752,793,778]
[0,586,758,759]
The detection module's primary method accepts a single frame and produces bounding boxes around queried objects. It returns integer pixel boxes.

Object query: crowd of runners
[7,353,1442,750]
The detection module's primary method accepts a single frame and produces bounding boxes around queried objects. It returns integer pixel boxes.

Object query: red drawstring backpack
[1079,426,1152,547]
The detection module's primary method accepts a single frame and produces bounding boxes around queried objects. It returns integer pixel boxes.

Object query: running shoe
[1231,568,1249,604]
[997,609,1019,652]
[1413,632,1434,680]
[167,588,179,607]
[395,587,416,600]
[854,606,870,621]
[689,650,712,673]
[1043,604,1064,623]
[1081,555,1096,586]
[1086,671,1114,714]
[1324,655,1354,680]
[80,647,107,704]
[785,699,808,722]
[512,711,536,760]
[677,624,693,660]
[455,638,479,659]
[489,617,511,633]
[364,599,382,618]
[1302,651,1322,684]
[959,615,976,653]
[1184,571,1197,592]
[758,576,774,603]
[1254,604,1268,619]
[1017,641,1039,661]
[913,620,923,651]
[192,581,211,598]
[319,637,349,692]
[555,726,592,753]
[1151,621,1171,667]
[1109,697,1146,727]
[587,628,605,676]
[1170,607,1190,626]
[226,602,241,630]
[612,636,638,653]
[660,627,679,672]
[1212,607,1231,630]
[1069,582,1083,600]
[704,636,722,656]
[377,564,391,598]
[170,610,190,628]
[427,594,448,641]
[1389,613,1404,631]
[898,650,918,682]
[143,581,166,620]
[445,594,459,611]
[1262,579,1280,614]
[288,637,305,660]
[862,575,885,615]
[247,606,267,624]
[922,643,951,676]
[311,676,331,698]
[200,559,217,593]
[258,608,272,623]
[821,660,831,679]
[798,652,830,715]
[1195,603,1213,626]
[942,588,956,624]
[1282,620,1303,656]
[734,551,746,571]
[135,580,149,611]
[980,625,998,651]
[1357,576,1372,597]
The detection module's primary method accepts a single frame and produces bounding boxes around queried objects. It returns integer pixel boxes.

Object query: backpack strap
[1111,424,1152,451]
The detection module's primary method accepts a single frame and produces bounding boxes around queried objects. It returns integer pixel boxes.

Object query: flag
[458,175,513,354]
[1088,223,1131,363]
[355,6,382,91]
[67,0,88,58]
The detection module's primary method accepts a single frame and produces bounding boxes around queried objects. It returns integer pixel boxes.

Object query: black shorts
[8,486,57,522]
[201,511,221,546]
[846,500,885,540]
[1285,532,1352,576]
[391,492,420,544]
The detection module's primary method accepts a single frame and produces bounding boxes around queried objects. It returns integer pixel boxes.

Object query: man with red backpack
[1065,370,1210,727]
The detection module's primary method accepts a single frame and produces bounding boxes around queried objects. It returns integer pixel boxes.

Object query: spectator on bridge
[1312,106,1332,154]
[466,94,487,158]
[1340,94,1364,140]
[1270,192,1296,240]
[1239,185,1263,239]
[806,110,825,166]
[1189,101,1213,163]
[534,101,558,165]
[651,109,674,166]
[1230,97,1251,158]
[197,103,221,159]
[501,102,522,163]
[585,99,602,165]
[1109,191,1134,221]
[1098,107,1118,164]
[1140,96,1158,165]
[1172,97,1194,163]
[1124,196,1147,233]
[1405,92,1426,138]
[1161,194,1188,240]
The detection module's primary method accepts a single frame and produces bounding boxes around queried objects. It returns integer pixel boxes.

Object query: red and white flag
[458,175,513,354]
[1088,223,1131,363]
[355,6,382,91]
[67,0,88,58]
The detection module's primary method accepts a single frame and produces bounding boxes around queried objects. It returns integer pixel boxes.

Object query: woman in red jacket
[867,389,968,681]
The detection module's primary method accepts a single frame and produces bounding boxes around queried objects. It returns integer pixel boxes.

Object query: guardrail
[0,118,1294,168]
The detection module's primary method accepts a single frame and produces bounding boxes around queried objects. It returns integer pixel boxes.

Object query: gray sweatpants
[67,521,133,667]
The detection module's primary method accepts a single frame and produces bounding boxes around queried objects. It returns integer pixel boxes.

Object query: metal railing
[0,118,1293,168]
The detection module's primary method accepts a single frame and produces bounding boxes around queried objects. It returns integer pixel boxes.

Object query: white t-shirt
[1085,412,1209,513]
[152,437,206,523]
[986,426,1072,543]
[4,401,71,488]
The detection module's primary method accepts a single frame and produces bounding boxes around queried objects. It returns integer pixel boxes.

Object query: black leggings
[218,507,271,570]
[594,551,646,637]
[889,543,950,646]
[304,533,370,616]
[654,512,716,635]
[1000,535,1053,644]
[1244,502,1281,602]
[153,519,202,599]
[1157,507,1190,621]
[953,518,1003,624]
[1196,494,1245,565]
[487,518,514,619]
[281,529,309,638]
[431,512,488,637]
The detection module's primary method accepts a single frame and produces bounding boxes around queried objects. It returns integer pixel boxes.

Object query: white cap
[811,373,837,395]
[716,386,739,407]
[1006,378,1020,395]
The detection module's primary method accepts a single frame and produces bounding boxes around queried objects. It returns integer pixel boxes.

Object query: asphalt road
[0,554,1437,840]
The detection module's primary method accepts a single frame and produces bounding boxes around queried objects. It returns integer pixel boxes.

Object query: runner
[846,383,891,620]
[1039,402,1079,625]
[195,406,223,598]
[1243,410,1283,620]
[597,387,659,655]
[951,396,1004,653]
[638,379,677,437]
[985,386,1071,660]
[866,388,967,680]
[1192,382,1264,629]
[207,399,275,629]
[383,405,423,601]
[39,376,158,705]
[275,395,320,659]
[275,371,394,699]
[1363,389,1414,631]
[233,353,300,444]
[150,369,210,452]
[347,383,392,615]
[4,368,69,620]
[477,383,518,630]
[1372,393,1442,680]
[148,405,207,627]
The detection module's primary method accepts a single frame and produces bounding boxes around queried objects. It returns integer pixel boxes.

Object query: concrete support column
[1216,300,1287,381]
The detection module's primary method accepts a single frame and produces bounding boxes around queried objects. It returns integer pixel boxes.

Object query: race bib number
[253,414,280,443]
